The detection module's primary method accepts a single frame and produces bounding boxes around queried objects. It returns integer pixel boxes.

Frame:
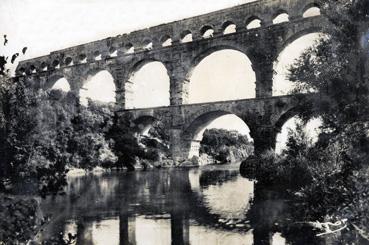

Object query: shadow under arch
[132,115,158,135]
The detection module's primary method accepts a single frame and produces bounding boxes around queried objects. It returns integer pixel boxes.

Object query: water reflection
[38,164,298,244]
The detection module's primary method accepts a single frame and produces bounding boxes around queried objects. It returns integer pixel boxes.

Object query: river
[37,163,325,245]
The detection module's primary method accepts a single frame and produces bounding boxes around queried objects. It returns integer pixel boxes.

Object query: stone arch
[125,43,135,54]
[302,3,321,18]
[186,45,256,103]
[51,78,71,92]
[133,115,158,135]
[180,30,193,43]
[125,59,170,109]
[272,10,290,24]
[222,21,237,34]
[246,16,262,29]
[64,57,73,66]
[52,60,60,69]
[45,73,70,90]
[274,31,325,96]
[200,25,215,38]
[160,35,172,47]
[79,69,116,106]
[182,111,254,159]
[142,39,153,50]
[274,106,322,154]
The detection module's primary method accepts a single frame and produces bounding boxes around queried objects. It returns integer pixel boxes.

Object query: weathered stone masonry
[16,0,326,163]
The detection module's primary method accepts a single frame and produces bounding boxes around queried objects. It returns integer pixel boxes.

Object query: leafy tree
[200,128,253,163]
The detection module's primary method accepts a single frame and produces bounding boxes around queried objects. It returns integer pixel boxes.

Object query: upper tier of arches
[17,1,322,75]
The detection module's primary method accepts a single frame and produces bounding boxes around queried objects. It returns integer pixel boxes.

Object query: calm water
[37,163,322,245]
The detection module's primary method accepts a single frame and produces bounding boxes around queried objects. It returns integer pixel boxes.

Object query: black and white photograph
[0,0,369,244]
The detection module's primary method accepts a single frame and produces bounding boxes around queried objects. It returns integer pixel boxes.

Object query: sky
[0,0,322,152]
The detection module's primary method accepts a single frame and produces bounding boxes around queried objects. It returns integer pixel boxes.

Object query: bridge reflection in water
[37,164,318,244]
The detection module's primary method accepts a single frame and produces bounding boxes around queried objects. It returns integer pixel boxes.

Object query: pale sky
[0,0,322,152]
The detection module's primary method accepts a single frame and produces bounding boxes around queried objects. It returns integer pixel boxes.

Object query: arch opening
[41,63,48,71]
[109,47,118,57]
[125,43,135,54]
[201,26,214,39]
[52,60,60,69]
[186,113,254,164]
[246,18,262,29]
[143,40,153,50]
[125,61,170,109]
[275,115,322,154]
[303,7,321,18]
[161,36,172,47]
[79,70,116,106]
[65,57,73,66]
[181,31,193,43]
[94,51,102,61]
[79,54,87,64]
[188,49,256,104]
[273,32,324,96]
[222,22,237,35]
[273,12,289,24]
[51,78,71,92]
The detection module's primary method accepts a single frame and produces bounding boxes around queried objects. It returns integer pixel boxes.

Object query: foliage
[67,100,116,170]
[277,0,369,239]
[0,195,41,244]
[107,113,146,171]
[200,128,253,163]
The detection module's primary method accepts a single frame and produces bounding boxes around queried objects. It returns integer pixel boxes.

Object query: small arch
[246,17,262,29]
[109,47,118,57]
[125,43,135,54]
[161,35,172,47]
[40,62,48,71]
[303,6,321,18]
[18,67,26,75]
[94,51,102,61]
[200,26,214,39]
[51,77,71,92]
[222,21,237,35]
[52,60,60,69]
[64,57,73,66]
[273,11,290,24]
[79,54,87,63]
[142,40,153,50]
[30,65,36,73]
[181,30,193,43]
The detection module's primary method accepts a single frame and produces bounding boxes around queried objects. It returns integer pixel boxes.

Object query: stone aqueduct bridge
[15,0,326,162]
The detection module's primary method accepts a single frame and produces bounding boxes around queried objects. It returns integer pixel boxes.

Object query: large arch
[51,78,71,92]
[274,107,322,154]
[182,111,253,160]
[79,70,116,106]
[125,60,170,109]
[187,48,256,104]
[273,32,324,96]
